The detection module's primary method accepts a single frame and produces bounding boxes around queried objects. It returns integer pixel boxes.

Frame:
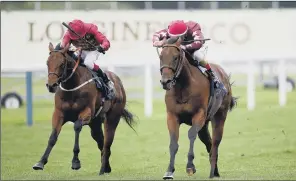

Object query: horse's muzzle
[46,83,58,93]
[160,79,176,90]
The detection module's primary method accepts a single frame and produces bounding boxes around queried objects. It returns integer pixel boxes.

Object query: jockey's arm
[152,29,168,43]
[60,31,71,48]
[185,26,204,51]
[89,25,110,51]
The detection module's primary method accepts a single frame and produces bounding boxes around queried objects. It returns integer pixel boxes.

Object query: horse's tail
[229,96,238,111]
[228,74,238,112]
[121,107,137,133]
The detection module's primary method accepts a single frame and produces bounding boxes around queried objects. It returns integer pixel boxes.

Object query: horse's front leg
[186,108,206,176]
[163,112,180,180]
[71,106,93,170]
[33,108,64,170]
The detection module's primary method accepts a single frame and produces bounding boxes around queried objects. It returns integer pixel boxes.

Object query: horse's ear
[49,42,54,52]
[175,37,182,47]
[62,43,70,54]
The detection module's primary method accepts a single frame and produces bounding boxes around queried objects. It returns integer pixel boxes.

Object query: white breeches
[192,44,208,61]
[80,50,101,70]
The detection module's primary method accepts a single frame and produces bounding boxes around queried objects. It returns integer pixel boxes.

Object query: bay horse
[157,37,237,179]
[32,42,137,175]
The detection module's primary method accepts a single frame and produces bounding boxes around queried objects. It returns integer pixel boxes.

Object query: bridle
[47,50,80,84]
[157,44,185,86]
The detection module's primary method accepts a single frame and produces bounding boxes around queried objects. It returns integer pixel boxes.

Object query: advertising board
[1,10,296,71]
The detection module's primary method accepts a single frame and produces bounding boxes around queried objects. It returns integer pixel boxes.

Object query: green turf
[1,87,296,180]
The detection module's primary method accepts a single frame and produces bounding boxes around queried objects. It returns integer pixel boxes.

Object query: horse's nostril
[161,78,170,85]
[53,83,58,87]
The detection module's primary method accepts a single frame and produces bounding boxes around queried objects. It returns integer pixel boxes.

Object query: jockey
[152,20,226,91]
[57,19,115,97]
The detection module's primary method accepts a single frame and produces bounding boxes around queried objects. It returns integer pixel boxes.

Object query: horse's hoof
[104,165,111,173]
[214,167,220,177]
[163,172,174,180]
[71,161,81,170]
[209,173,220,178]
[32,162,44,170]
[186,167,196,176]
[98,171,105,175]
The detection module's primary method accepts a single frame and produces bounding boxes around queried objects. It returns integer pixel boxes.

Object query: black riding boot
[96,68,107,81]
[206,69,227,93]
[96,68,115,99]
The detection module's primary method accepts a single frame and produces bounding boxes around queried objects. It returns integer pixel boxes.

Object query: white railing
[2,58,295,118]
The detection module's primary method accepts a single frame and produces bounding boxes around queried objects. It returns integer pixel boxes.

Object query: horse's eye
[173,56,178,61]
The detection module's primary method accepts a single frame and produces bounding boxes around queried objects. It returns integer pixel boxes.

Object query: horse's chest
[166,95,203,114]
[60,93,89,111]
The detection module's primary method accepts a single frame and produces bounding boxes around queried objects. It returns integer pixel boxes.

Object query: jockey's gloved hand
[153,41,164,47]
[180,45,186,50]
[96,45,105,53]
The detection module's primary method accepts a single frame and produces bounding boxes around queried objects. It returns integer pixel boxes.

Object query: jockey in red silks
[58,19,115,97]
[152,20,226,91]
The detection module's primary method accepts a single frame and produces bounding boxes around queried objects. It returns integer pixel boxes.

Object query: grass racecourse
[1,84,296,180]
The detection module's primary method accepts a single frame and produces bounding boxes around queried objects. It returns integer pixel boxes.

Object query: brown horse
[32,42,137,175]
[157,37,237,179]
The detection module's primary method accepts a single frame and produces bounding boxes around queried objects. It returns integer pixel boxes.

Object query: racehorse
[157,37,237,179]
[32,42,137,175]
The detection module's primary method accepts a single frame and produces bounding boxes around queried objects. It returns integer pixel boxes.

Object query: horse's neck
[174,59,204,91]
[176,60,193,87]
[60,59,80,90]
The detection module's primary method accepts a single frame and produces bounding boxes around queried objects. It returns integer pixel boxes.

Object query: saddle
[67,50,113,101]
[184,51,227,120]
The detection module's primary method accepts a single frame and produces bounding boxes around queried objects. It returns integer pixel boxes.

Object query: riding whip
[62,22,105,54]
[183,38,211,43]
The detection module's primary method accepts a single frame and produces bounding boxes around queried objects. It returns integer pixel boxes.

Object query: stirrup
[106,81,116,99]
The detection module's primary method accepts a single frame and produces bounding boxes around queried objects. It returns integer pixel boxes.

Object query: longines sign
[28,20,251,45]
[1,10,296,70]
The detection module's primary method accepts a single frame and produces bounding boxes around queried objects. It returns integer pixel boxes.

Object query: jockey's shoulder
[186,21,201,30]
[84,23,98,31]
[158,28,168,34]
[84,23,102,34]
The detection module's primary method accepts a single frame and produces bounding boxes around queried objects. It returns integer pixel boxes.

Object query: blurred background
[1,1,296,180]
[1,0,296,112]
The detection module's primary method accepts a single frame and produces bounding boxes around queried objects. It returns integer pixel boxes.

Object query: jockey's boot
[96,68,116,99]
[206,68,227,93]
[199,60,227,93]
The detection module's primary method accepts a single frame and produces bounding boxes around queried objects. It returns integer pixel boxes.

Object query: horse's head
[158,37,185,90]
[46,42,70,93]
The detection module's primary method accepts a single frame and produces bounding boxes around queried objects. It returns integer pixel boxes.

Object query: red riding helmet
[168,20,188,37]
[68,19,87,40]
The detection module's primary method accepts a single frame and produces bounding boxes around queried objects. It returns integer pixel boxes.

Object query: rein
[48,50,95,92]
[157,44,185,84]
[48,50,80,83]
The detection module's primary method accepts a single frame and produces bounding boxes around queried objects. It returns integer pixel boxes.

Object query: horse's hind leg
[99,113,121,175]
[71,107,92,170]
[33,108,64,170]
[89,117,104,162]
[209,110,227,178]
[198,121,212,154]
